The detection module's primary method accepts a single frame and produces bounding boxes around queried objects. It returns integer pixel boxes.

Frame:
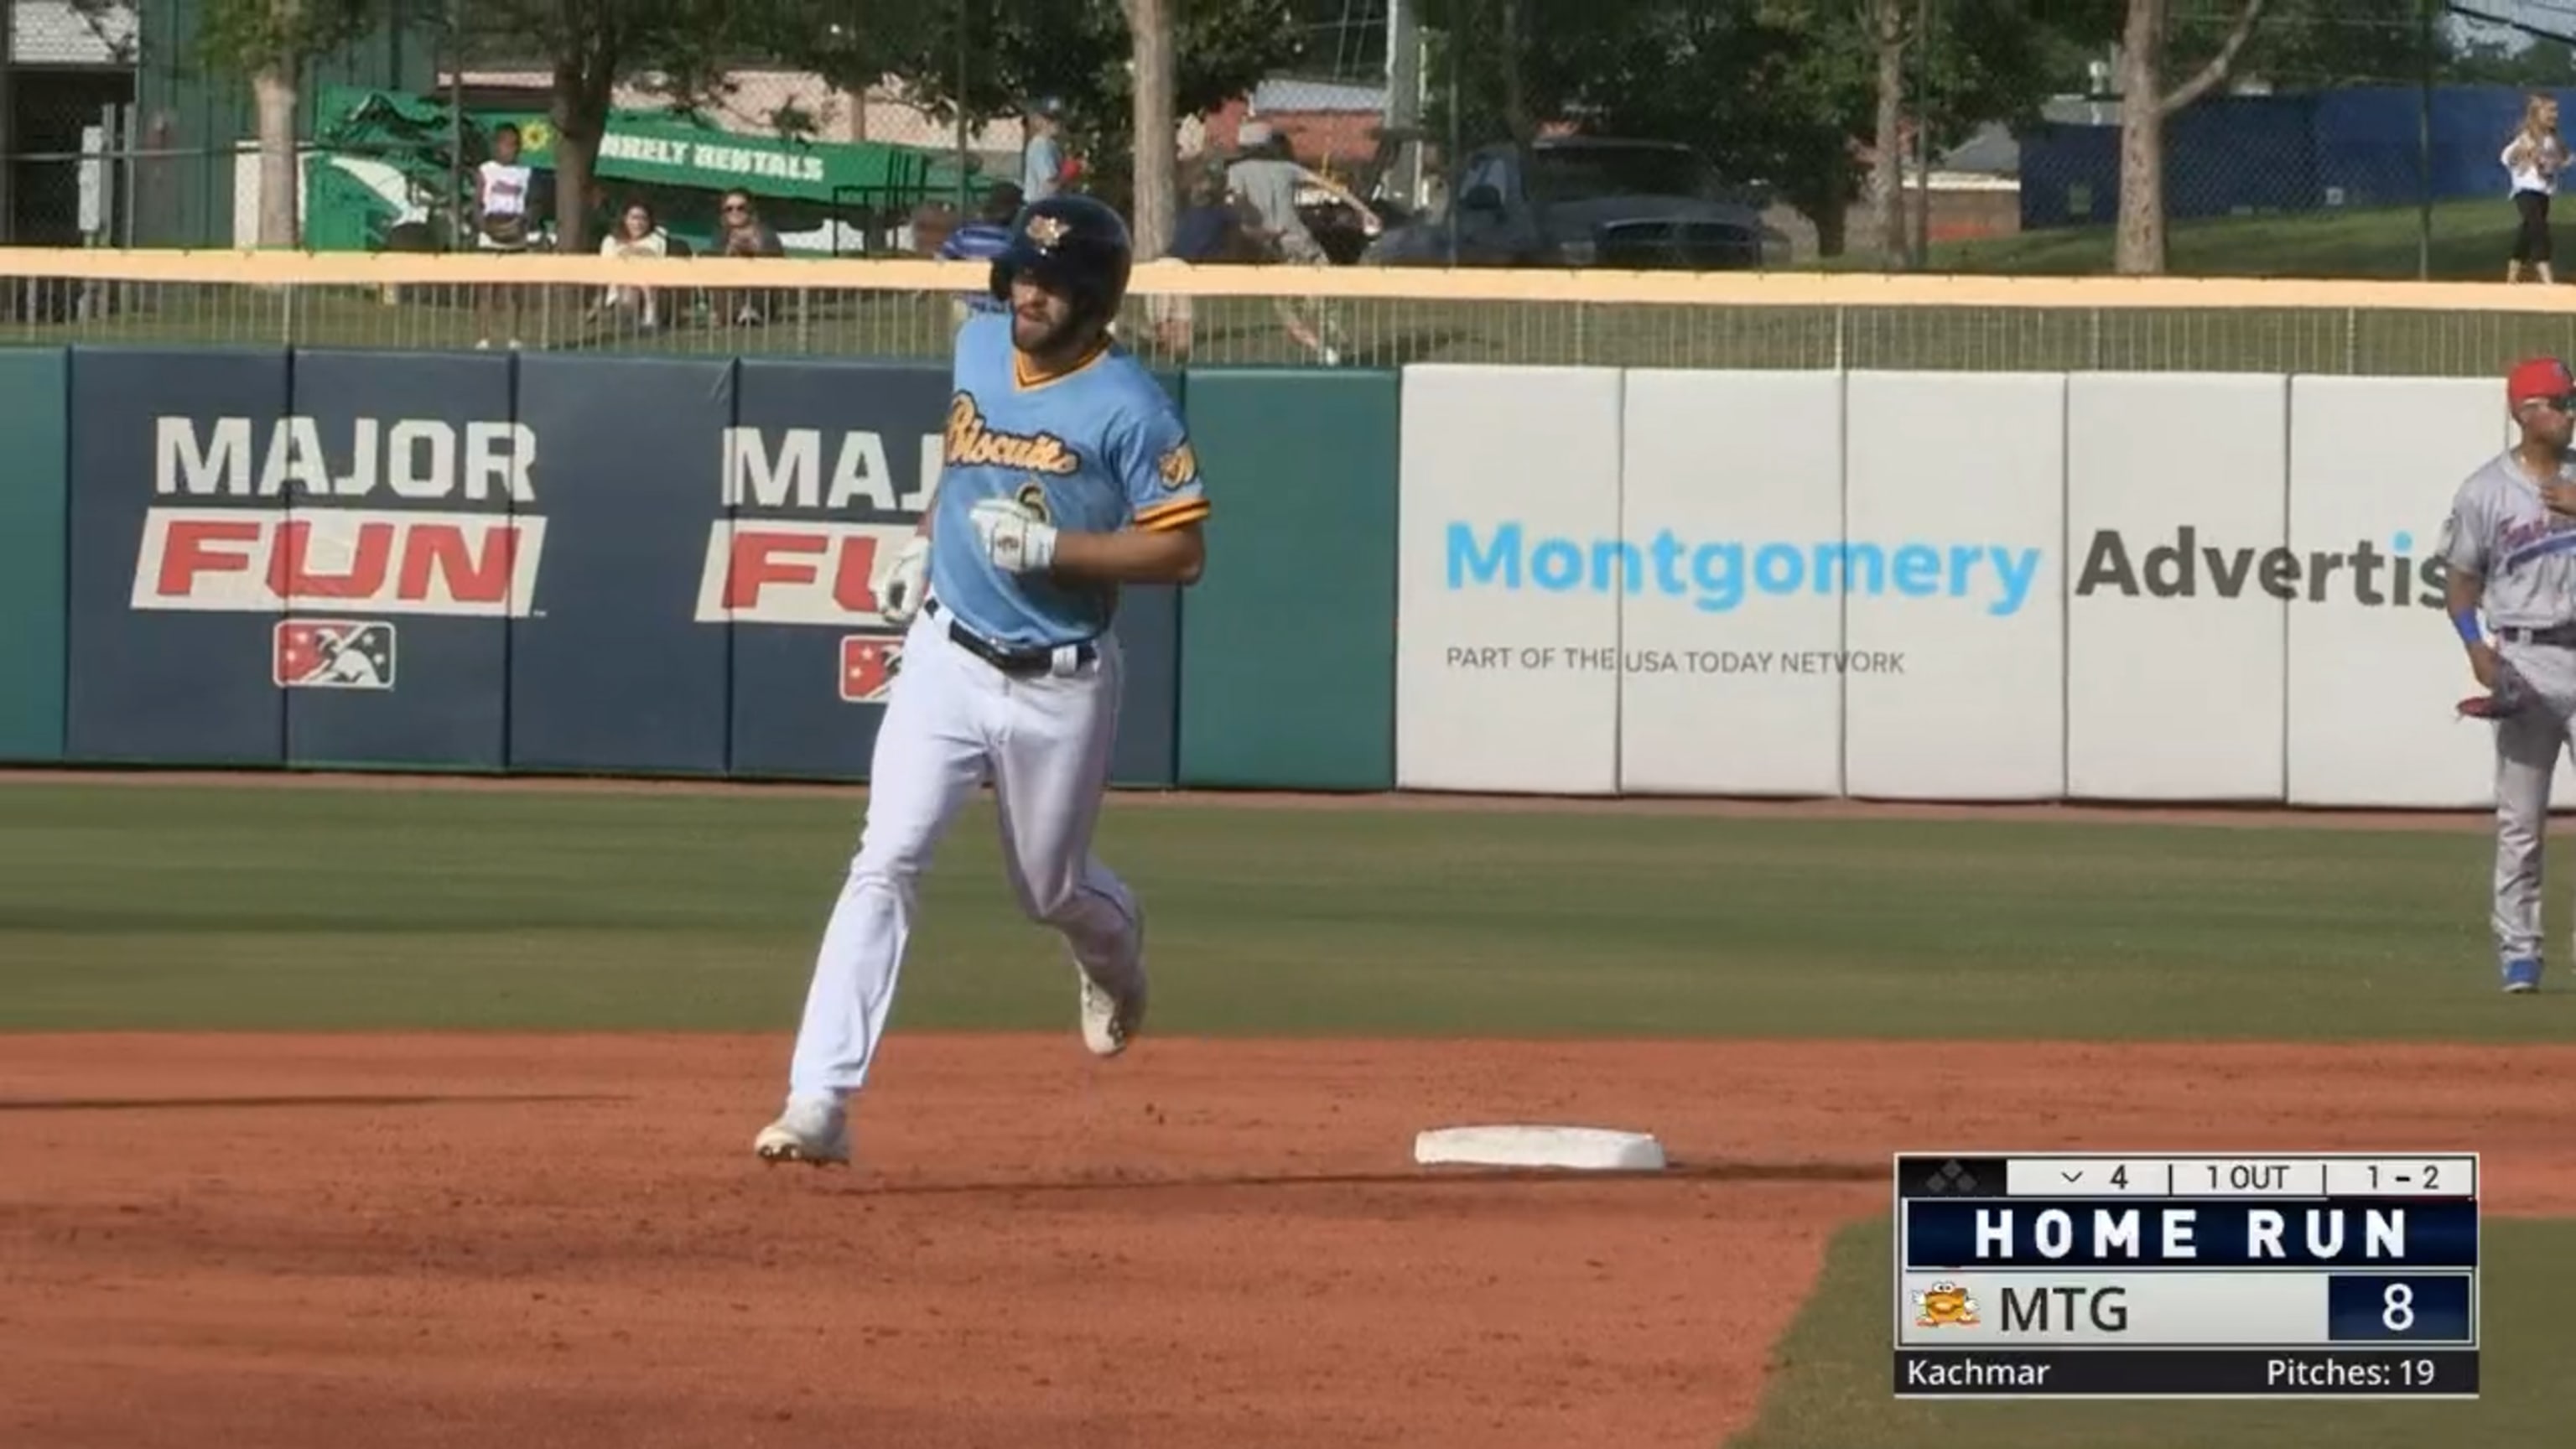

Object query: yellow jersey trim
[1134,498,1211,532]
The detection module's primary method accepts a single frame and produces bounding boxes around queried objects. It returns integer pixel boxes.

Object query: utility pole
[2417,0,2433,281]
[1911,0,1932,268]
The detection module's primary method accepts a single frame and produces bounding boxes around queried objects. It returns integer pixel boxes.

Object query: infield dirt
[4,1033,2571,1448]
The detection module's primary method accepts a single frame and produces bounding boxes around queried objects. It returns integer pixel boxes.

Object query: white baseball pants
[2490,636,2576,963]
[784,605,1141,1103]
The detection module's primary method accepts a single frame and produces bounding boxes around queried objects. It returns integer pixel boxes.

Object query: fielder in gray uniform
[2438,355,2576,994]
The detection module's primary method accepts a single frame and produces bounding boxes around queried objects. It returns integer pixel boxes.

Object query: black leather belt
[2498,622,2576,647]
[927,597,1097,677]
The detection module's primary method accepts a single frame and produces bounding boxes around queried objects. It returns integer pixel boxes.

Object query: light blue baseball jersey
[927,309,1210,649]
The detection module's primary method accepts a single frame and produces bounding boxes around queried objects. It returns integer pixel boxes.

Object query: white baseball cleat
[1078,963,1148,1058]
[753,1097,850,1166]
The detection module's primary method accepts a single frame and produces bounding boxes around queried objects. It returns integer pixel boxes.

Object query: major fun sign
[133,510,544,617]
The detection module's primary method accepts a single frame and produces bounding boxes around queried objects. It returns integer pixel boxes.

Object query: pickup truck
[1363,136,1779,270]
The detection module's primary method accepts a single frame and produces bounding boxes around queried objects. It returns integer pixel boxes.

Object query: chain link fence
[8,257,2576,382]
[18,0,2576,293]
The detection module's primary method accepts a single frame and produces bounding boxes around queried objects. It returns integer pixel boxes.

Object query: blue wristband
[2454,610,2485,647]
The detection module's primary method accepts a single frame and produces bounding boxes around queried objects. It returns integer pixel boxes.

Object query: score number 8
[2382,1282,2415,1332]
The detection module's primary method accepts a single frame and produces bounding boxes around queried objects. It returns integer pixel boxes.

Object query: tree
[1416,0,2055,259]
[470,0,755,254]
[2113,0,2270,275]
[1125,0,1177,258]
[1869,0,1909,264]
[199,0,381,248]
[848,0,1297,216]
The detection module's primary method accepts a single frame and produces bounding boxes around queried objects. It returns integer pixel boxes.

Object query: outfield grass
[1732,1216,2567,1448]
[1842,197,2519,282]
[0,780,2560,1038]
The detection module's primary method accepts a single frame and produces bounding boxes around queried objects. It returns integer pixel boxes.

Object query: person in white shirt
[2503,94,2568,284]
[473,123,537,348]
[595,199,669,331]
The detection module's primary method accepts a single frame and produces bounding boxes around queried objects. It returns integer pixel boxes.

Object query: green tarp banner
[477,109,939,206]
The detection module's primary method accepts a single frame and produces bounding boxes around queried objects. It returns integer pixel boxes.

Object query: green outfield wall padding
[0,348,69,761]
[1177,368,1399,791]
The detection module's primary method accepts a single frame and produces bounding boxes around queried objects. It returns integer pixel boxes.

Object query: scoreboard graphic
[1892,1152,2478,1398]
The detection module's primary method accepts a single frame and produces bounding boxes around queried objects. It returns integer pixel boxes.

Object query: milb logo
[273,620,397,690]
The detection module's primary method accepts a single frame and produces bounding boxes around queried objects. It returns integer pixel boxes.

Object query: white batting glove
[878,534,929,626]
[968,496,1057,574]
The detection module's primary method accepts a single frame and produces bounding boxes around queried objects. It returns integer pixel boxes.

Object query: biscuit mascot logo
[1912,1281,1980,1328]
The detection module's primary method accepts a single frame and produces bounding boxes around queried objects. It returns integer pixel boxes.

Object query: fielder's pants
[2490,636,2576,961]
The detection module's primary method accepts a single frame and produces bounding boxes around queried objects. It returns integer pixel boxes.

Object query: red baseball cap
[2508,356,2575,406]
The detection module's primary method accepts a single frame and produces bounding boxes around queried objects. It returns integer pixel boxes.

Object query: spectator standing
[1022,105,1066,203]
[595,199,669,332]
[2506,95,2569,284]
[715,189,787,326]
[472,122,537,350]
[937,182,1024,326]
[1224,121,1378,363]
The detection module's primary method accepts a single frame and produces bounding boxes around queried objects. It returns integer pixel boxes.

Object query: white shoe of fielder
[1078,960,1147,1058]
[753,1095,850,1166]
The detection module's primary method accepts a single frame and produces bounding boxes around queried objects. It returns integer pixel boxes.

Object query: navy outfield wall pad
[64,346,293,766]
[723,358,956,781]
[279,349,519,771]
[507,355,738,776]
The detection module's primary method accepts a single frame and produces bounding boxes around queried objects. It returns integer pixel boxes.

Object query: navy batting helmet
[988,194,1133,332]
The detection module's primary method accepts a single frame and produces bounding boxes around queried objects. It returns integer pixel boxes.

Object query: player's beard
[1012,306,1089,361]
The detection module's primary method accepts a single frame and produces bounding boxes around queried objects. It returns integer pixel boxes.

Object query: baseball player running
[2441,356,2576,994]
[755,195,1212,1166]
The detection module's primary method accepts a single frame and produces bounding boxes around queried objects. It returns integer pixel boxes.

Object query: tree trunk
[252,56,299,249]
[1871,0,1907,267]
[1124,0,1175,261]
[1812,195,1848,258]
[551,63,610,258]
[1497,0,1532,145]
[2114,0,2271,276]
[2112,1,2166,275]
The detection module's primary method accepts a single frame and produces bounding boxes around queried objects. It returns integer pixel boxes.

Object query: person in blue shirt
[1021,105,1066,202]
[757,194,1211,1168]
[937,182,1023,319]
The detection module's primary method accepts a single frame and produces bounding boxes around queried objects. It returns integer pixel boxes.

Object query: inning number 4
[2382,1282,2416,1333]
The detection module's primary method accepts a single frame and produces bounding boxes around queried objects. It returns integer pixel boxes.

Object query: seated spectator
[714,190,787,326]
[595,199,669,331]
[937,182,1024,326]
[909,201,958,258]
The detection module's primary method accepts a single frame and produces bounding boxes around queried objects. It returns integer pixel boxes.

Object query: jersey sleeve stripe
[1133,498,1211,532]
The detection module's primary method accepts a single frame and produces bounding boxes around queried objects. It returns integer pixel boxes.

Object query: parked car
[1364,137,1782,270]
